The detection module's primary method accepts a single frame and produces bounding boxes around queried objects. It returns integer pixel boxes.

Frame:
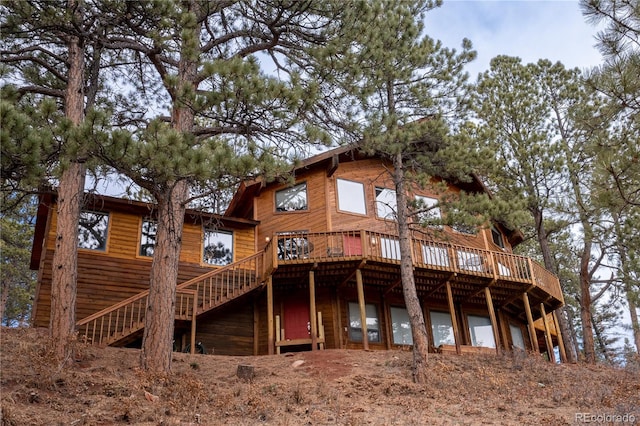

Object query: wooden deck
[75,229,562,351]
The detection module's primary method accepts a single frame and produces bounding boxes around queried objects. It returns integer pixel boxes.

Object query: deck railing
[264,230,563,303]
[178,252,263,314]
[76,288,198,346]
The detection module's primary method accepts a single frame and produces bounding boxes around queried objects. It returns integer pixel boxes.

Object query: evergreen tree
[92,0,358,373]
[317,0,483,382]
[0,194,38,326]
[1,0,110,362]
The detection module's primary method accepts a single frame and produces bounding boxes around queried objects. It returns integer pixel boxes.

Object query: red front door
[284,297,310,340]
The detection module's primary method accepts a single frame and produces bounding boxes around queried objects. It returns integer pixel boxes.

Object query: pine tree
[317,0,479,382]
[92,0,359,373]
[1,0,109,362]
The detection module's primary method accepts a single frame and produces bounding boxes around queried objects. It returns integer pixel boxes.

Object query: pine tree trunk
[628,293,640,354]
[139,1,198,373]
[139,181,188,373]
[49,0,85,362]
[579,239,596,363]
[533,208,578,363]
[394,152,430,383]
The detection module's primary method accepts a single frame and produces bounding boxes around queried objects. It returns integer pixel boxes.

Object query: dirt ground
[1,327,639,425]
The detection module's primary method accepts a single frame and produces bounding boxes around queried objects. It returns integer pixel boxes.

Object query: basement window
[468,315,496,348]
[510,323,526,350]
[203,228,234,266]
[390,307,413,345]
[275,182,308,212]
[139,219,157,257]
[78,210,109,251]
[430,311,455,347]
[348,302,380,343]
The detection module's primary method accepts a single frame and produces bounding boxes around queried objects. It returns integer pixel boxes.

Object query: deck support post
[553,311,567,363]
[190,295,197,355]
[484,287,501,355]
[356,268,369,350]
[309,270,318,350]
[523,292,539,353]
[540,303,556,363]
[267,275,274,355]
[445,280,461,355]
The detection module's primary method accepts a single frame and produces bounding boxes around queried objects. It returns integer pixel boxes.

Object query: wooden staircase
[76,252,265,347]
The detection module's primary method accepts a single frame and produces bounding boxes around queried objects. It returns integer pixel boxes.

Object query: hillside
[1,327,638,425]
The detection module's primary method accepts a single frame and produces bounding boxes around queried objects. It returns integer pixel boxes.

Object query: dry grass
[1,327,639,425]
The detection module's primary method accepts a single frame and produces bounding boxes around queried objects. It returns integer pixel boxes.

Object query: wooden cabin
[30,144,566,361]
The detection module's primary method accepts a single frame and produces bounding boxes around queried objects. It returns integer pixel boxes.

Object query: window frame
[390,306,413,345]
[375,186,397,221]
[77,210,110,252]
[467,314,496,348]
[336,178,367,216]
[414,195,442,226]
[509,323,526,350]
[138,218,157,257]
[202,228,234,266]
[347,302,381,343]
[429,310,456,347]
[491,225,505,249]
[275,182,308,213]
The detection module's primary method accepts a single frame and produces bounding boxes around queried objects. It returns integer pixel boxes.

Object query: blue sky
[423,0,604,79]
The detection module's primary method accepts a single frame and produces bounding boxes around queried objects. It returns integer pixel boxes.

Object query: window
[467,315,496,348]
[422,245,451,267]
[430,311,455,347]
[348,302,380,343]
[491,226,505,248]
[510,323,526,350]
[139,219,157,257]
[275,182,308,212]
[203,229,233,265]
[78,211,109,250]
[414,195,441,225]
[336,179,366,215]
[390,307,412,345]
[375,187,396,220]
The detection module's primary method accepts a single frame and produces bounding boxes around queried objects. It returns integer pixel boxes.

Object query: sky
[422,0,604,80]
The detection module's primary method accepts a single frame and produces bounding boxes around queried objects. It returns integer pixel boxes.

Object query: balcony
[263,230,563,311]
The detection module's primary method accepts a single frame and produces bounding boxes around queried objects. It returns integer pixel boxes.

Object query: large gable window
[203,229,233,266]
[337,178,366,215]
[275,182,308,212]
[414,195,441,226]
[78,211,109,251]
[375,187,396,220]
[139,219,157,257]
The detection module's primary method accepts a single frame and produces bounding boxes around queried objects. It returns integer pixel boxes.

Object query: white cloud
[423,0,604,79]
